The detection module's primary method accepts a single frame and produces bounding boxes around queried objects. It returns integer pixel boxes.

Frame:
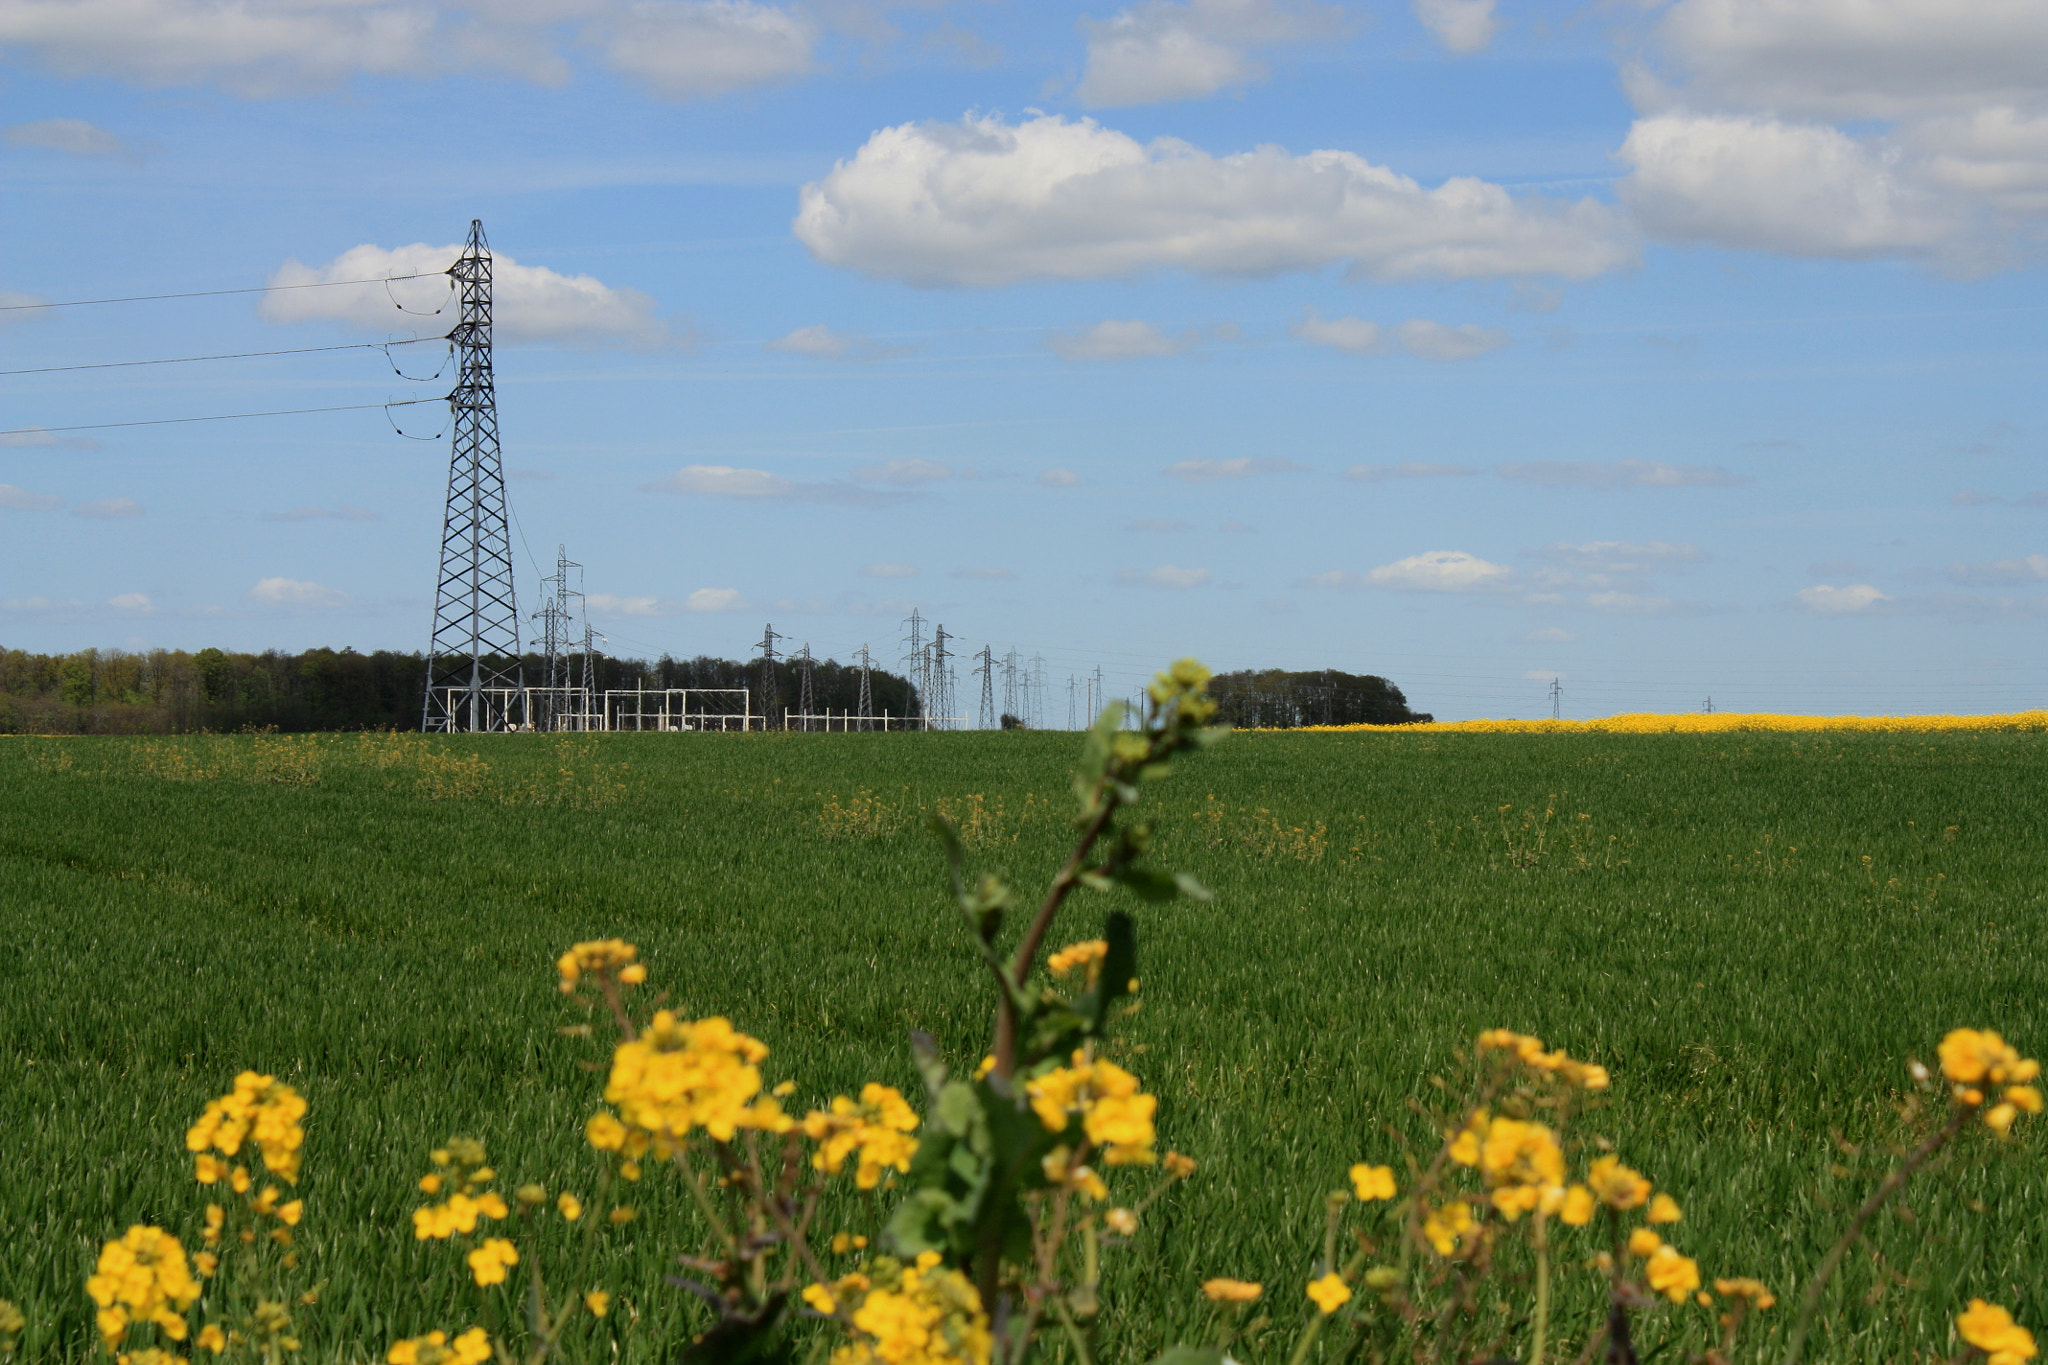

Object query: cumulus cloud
[1291,308,1510,359]
[1048,319,1194,360]
[795,114,1636,288]
[1366,549,1515,592]
[766,323,911,360]
[0,483,62,510]
[1344,461,1481,482]
[1796,582,1889,613]
[1162,456,1306,482]
[108,592,153,611]
[263,504,379,521]
[641,464,903,507]
[72,497,143,519]
[0,0,811,99]
[260,242,672,347]
[1117,564,1211,588]
[248,576,347,608]
[1291,309,1384,355]
[5,117,138,159]
[1414,0,1495,54]
[1039,469,1083,487]
[1074,0,1347,107]
[1946,553,2048,584]
[1497,459,1745,489]
[861,562,918,578]
[853,458,950,485]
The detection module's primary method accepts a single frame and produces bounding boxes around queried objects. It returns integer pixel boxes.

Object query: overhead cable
[2,397,443,436]
[0,272,450,311]
[1,336,448,376]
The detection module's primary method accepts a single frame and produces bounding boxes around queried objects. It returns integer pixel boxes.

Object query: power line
[2,397,441,437]
[1,335,447,376]
[0,272,449,312]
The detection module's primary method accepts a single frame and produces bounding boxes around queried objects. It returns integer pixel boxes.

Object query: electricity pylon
[855,644,874,729]
[422,219,521,732]
[755,624,783,729]
[795,643,816,730]
[975,645,996,729]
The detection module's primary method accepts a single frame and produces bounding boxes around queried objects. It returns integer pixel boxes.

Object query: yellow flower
[584,1292,611,1319]
[805,1085,922,1189]
[832,1233,870,1254]
[609,1206,636,1226]
[194,1156,223,1185]
[1940,1030,2018,1085]
[419,1174,443,1195]
[1202,1279,1263,1305]
[1104,1208,1138,1236]
[1026,1055,1156,1165]
[194,1253,218,1278]
[197,1324,227,1354]
[604,1012,791,1144]
[1164,1151,1198,1179]
[558,939,641,993]
[1479,1118,1564,1189]
[184,1073,307,1185]
[1040,1146,1109,1201]
[557,1194,583,1221]
[1560,1186,1596,1226]
[1959,1300,2038,1365]
[1647,1194,1681,1224]
[1645,1245,1701,1303]
[1421,1201,1474,1256]
[1306,1274,1351,1315]
[451,1328,492,1365]
[1627,1228,1663,1257]
[466,1239,518,1287]
[804,1284,839,1315]
[1349,1164,1397,1202]
[585,1113,627,1152]
[1714,1278,1776,1310]
[1586,1156,1651,1210]
[1047,940,1109,980]
[86,1226,202,1345]
[830,1255,992,1365]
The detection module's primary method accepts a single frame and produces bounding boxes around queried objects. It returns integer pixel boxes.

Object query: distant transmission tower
[855,644,874,729]
[930,626,953,729]
[795,643,816,730]
[1550,677,1563,720]
[1001,648,1019,724]
[975,645,996,729]
[1067,675,1077,730]
[422,219,521,732]
[901,610,926,726]
[1031,653,1046,729]
[531,544,581,732]
[755,623,783,729]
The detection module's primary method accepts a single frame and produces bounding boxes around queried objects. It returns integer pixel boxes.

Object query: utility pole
[423,220,521,732]
[1031,654,1046,729]
[531,544,581,732]
[901,610,926,727]
[930,625,953,730]
[795,643,816,731]
[1067,675,1077,730]
[1001,648,1020,724]
[755,624,783,730]
[1550,676,1563,721]
[855,644,874,730]
[975,645,997,729]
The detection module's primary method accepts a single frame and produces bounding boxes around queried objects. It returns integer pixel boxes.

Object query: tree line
[1204,668,1431,728]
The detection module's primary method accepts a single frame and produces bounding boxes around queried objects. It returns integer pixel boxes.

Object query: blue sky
[4,0,2047,719]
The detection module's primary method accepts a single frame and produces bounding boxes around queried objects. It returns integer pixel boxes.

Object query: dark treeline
[1207,668,1431,728]
[0,646,916,734]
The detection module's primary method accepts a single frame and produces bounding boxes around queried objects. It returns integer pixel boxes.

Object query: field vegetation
[0,721,2041,1363]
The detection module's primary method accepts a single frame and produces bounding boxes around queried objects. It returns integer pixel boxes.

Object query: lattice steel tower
[422,220,522,732]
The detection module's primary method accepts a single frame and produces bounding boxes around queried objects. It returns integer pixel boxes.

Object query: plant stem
[1778,1105,1969,1365]
[1052,1296,1095,1365]
[1529,1213,1551,1365]
[993,793,1117,1078]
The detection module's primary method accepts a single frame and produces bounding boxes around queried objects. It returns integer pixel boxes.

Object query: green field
[2,727,2043,1363]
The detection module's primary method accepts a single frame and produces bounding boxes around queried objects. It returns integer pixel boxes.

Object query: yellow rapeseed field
[1305,710,2048,735]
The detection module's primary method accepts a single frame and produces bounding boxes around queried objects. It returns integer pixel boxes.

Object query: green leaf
[1075,912,1138,1034]
[1112,866,1181,902]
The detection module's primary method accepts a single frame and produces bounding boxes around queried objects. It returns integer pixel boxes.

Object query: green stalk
[1528,1212,1551,1365]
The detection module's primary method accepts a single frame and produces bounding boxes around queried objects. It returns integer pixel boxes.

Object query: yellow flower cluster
[1625,1228,1702,1302]
[88,1226,201,1347]
[1420,1200,1476,1256]
[1938,1029,2043,1133]
[412,1140,510,1241]
[1306,1274,1351,1315]
[1712,1277,1776,1311]
[597,1012,792,1146]
[1304,710,2048,735]
[465,1239,518,1287]
[1348,1164,1397,1201]
[1475,1030,1610,1091]
[804,1084,921,1190]
[185,1072,307,1184]
[386,1328,493,1365]
[1026,1052,1156,1165]
[1959,1300,2038,1365]
[1046,939,1108,981]
[1446,1111,1566,1222]
[807,1252,992,1365]
[556,939,648,994]
[1201,1279,1263,1305]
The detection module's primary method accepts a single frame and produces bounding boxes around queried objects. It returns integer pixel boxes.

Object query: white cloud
[1117,564,1211,588]
[2,596,58,611]
[1366,549,1515,592]
[5,117,136,158]
[1496,459,1745,488]
[0,0,811,99]
[260,242,672,347]
[766,323,910,360]
[1397,318,1512,361]
[1946,553,2048,584]
[1522,668,1563,682]
[795,113,1636,288]
[1074,0,1347,107]
[861,562,919,578]
[107,592,153,612]
[263,504,380,522]
[247,576,347,608]
[1796,582,1889,613]
[1344,461,1481,482]
[1414,0,1495,54]
[1291,308,1385,355]
[592,1,813,99]
[950,566,1015,581]
[641,464,903,506]
[685,587,746,612]
[72,497,143,519]
[1618,114,1956,258]
[0,483,62,510]
[586,593,667,617]
[854,458,951,485]
[1534,541,1706,574]
[1162,456,1306,482]
[1048,319,1193,360]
